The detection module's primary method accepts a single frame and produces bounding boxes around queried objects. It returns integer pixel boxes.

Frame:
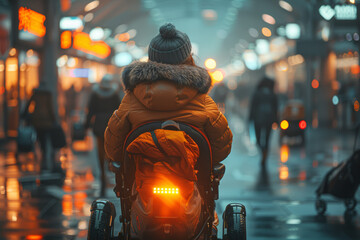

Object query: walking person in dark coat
[23,83,58,172]
[249,77,278,166]
[85,74,122,196]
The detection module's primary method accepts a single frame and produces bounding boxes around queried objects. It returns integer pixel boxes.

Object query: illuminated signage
[18,7,46,37]
[319,4,357,21]
[60,31,111,59]
[335,5,357,20]
[60,17,83,30]
[60,30,72,49]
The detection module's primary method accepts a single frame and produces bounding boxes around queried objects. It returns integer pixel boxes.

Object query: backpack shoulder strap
[150,131,168,156]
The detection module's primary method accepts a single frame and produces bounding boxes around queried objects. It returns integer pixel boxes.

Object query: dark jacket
[105,61,233,165]
[24,88,56,130]
[249,78,278,126]
[86,84,121,137]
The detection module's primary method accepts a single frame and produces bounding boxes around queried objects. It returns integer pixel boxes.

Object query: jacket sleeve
[204,95,233,164]
[104,101,131,163]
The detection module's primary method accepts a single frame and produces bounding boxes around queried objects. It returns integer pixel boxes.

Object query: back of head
[257,77,275,91]
[148,23,192,65]
[100,74,114,89]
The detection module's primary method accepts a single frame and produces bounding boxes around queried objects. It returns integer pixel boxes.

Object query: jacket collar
[122,61,212,94]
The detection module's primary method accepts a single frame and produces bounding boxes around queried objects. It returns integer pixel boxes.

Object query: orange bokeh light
[311,79,319,89]
[279,166,289,180]
[262,27,272,37]
[280,145,289,163]
[118,32,130,42]
[60,31,72,49]
[210,70,224,83]
[26,235,43,240]
[280,120,289,130]
[354,100,359,112]
[73,32,111,59]
[18,7,46,37]
[205,58,216,70]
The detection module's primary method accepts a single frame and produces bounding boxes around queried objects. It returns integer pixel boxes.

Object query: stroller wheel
[344,209,357,221]
[315,199,327,215]
[88,199,116,240]
[344,199,357,211]
[223,203,246,240]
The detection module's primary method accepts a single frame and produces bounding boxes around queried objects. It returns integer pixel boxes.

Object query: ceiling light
[84,13,94,22]
[279,0,293,12]
[84,1,99,12]
[262,14,276,25]
[262,27,272,37]
[89,27,104,41]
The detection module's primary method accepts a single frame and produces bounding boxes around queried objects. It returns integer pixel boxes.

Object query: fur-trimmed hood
[122,61,212,94]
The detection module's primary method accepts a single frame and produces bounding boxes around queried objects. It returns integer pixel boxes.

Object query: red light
[299,120,306,130]
[311,79,319,89]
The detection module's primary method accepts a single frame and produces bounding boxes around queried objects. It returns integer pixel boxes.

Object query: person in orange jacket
[105,23,232,167]
[104,23,232,237]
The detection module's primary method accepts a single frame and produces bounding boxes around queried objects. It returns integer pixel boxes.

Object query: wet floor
[0,115,359,239]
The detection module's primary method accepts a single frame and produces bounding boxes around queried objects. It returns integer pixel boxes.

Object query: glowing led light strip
[153,187,179,194]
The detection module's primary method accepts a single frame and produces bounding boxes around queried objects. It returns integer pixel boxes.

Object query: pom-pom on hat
[148,23,192,65]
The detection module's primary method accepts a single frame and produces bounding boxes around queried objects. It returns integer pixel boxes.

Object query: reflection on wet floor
[0,123,359,239]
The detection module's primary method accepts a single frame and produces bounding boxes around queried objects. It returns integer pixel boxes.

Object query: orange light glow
[18,7,46,37]
[280,145,289,163]
[311,79,319,89]
[280,120,289,130]
[210,70,224,83]
[279,166,289,180]
[299,171,306,181]
[62,194,73,216]
[73,32,111,59]
[299,120,306,130]
[205,58,216,70]
[118,32,130,42]
[26,235,43,240]
[354,100,359,112]
[262,27,272,37]
[61,0,71,12]
[60,31,72,49]
[351,65,360,75]
[153,187,179,195]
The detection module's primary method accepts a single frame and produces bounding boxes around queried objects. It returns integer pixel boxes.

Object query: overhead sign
[334,5,357,20]
[319,5,335,20]
[60,31,111,59]
[60,17,83,30]
[319,4,357,21]
[18,7,46,37]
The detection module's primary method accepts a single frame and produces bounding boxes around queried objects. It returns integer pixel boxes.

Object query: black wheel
[344,199,357,211]
[223,203,246,240]
[344,209,357,222]
[88,199,116,240]
[315,199,327,215]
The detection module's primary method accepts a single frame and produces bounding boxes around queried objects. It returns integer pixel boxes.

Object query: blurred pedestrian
[65,84,77,120]
[23,83,60,173]
[210,81,229,114]
[249,77,278,166]
[85,74,121,196]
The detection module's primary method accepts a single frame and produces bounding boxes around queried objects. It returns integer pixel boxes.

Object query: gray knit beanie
[148,23,192,65]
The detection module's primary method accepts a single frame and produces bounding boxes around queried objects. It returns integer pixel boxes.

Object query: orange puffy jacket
[105,61,233,166]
